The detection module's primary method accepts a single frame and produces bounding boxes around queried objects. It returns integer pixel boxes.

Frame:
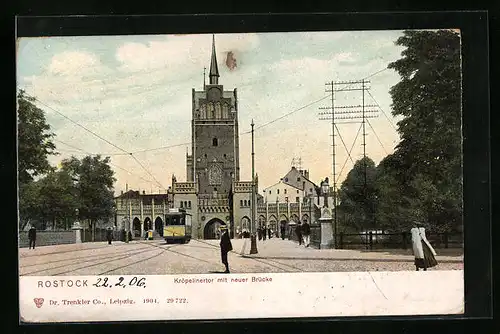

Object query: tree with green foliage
[377,29,462,232]
[61,155,116,238]
[36,169,80,230]
[17,90,58,229]
[17,90,57,184]
[338,157,378,231]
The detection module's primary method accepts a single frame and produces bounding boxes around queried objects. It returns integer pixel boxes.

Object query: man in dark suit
[28,226,37,250]
[106,227,113,245]
[219,225,233,273]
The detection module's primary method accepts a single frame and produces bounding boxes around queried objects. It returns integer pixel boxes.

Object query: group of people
[257,225,273,240]
[293,221,311,247]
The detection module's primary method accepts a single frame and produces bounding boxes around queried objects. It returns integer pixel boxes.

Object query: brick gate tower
[187,35,240,194]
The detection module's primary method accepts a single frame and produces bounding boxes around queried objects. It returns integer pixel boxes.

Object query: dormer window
[212,138,218,146]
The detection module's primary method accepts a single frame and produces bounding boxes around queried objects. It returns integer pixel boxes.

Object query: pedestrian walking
[268,228,272,239]
[28,226,36,250]
[106,227,113,245]
[411,221,438,271]
[219,225,233,273]
[302,221,311,247]
[295,222,303,245]
[262,226,267,241]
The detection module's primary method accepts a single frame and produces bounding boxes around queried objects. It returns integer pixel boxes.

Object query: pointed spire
[209,34,219,85]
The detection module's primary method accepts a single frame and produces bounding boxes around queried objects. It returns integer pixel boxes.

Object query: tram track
[20,244,153,269]
[19,242,131,258]
[22,246,161,276]
[192,239,305,273]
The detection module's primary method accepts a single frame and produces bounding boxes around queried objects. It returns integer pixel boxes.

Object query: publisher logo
[33,298,44,308]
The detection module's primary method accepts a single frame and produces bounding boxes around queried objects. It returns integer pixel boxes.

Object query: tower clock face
[208,163,223,185]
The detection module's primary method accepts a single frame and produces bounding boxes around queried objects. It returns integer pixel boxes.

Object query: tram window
[166,215,184,225]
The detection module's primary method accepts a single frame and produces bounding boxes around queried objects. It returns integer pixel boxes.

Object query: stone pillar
[72,221,83,244]
[319,218,334,249]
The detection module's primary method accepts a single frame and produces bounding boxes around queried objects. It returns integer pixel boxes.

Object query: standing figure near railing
[411,222,438,271]
[28,226,36,250]
[295,222,303,246]
[302,221,311,247]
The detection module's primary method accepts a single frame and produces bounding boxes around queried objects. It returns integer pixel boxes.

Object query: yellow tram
[163,208,192,244]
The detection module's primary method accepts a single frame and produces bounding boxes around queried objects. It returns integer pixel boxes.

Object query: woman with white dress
[410,222,438,271]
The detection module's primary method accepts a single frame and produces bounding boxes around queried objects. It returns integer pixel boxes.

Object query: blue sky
[17,31,410,195]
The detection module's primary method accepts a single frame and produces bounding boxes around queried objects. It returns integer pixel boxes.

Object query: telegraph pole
[320,80,379,242]
[362,79,367,189]
[250,119,258,254]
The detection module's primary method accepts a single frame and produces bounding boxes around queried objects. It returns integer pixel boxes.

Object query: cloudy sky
[17,31,408,195]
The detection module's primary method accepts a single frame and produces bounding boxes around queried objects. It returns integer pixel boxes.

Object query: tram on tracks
[163,208,192,244]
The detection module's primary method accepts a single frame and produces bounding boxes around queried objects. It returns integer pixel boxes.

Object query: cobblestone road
[19,238,463,276]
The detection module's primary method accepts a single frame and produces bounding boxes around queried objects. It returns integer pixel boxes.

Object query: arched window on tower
[207,103,214,118]
[215,102,221,119]
[212,138,218,146]
[222,103,229,118]
[200,104,206,119]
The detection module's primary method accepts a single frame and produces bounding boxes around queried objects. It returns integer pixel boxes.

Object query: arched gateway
[204,218,226,240]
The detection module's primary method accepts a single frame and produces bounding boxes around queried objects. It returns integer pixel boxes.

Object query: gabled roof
[263,179,303,191]
[282,167,318,188]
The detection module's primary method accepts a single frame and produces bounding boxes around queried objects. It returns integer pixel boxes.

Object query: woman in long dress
[410,222,438,271]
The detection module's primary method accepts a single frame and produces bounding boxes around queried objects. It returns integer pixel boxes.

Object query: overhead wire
[366,120,389,155]
[54,139,161,188]
[23,92,166,189]
[337,123,363,182]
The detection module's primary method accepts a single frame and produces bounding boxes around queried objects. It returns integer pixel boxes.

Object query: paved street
[19,238,463,276]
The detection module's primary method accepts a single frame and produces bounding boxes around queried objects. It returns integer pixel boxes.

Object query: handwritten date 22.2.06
[92,277,146,288]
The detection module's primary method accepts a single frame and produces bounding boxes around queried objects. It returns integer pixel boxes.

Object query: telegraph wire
[366,120,389,155]
[54,139,129,156]
[54,139,161,187]
[242,94,332,134]
[130,154,164,189]
[334,124,354,164]
[23,92,166,189]
[30,95,131,155]
[20,65,392,186]
[337,123,363,182]
[363,67,388,80]
[131,142,191,154]
[366,90,398,132]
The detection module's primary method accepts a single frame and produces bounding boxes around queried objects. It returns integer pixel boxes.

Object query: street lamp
[249,119,258,254]
[320,178,329,207]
